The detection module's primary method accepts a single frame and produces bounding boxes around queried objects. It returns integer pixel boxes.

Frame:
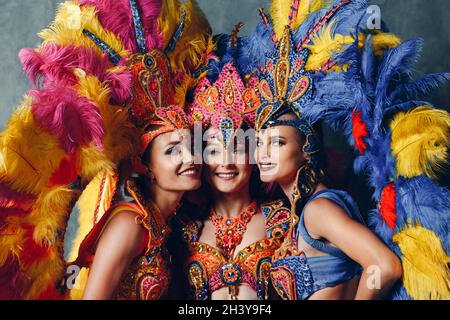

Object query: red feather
[48,157,79,188]
[352,110,369,155]
[380,183,397,231]
[21,225,52,267]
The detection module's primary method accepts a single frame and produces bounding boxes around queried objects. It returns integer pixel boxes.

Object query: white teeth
[260,164,276,170]
[179,169,197,176]
[216,173,238,178]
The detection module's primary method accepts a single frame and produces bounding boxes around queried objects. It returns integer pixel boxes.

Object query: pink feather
[20,44,108,87]
[30,87,105,155]
[20,43,132,104]
[79,0,164,53]
[105,69,133,105]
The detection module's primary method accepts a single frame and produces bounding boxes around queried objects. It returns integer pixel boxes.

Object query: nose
[181,141,195,165]
[221,147,235,165]
[257,141,271,162]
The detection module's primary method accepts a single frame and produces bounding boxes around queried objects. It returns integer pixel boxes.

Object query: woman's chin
[259,173,278,184]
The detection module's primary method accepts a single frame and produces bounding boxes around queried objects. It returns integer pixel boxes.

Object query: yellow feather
[270,0,328,40]
[67,168,117,263]
[0,218,25,267]
[75,73,110,107]
[74,72,140,164]
[38,1,129,59]
[304,21,354,72]
[25,186,77,246]
[293,0,328,31]
[172,36,216,106]
[0,98,66,195]
[371,32,402,57]
[78,145,115,182]
[391,106,450,179]
[160,0,213,84]
[393,224,450,300]
[358,32,402,57]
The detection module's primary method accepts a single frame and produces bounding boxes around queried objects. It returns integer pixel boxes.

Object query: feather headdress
[0,0,214,299]
[248,0,450,300]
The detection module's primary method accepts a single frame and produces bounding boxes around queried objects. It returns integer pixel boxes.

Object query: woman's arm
[303,198,403,300]
[82,211,146,300]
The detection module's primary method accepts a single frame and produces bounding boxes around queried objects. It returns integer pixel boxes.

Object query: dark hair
[134,124,163,198]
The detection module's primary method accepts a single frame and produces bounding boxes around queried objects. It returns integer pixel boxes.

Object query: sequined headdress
[0,0,214,299]
[248,0,450,301]
[188,25,261,148]
[251,0,368,170]
[88,0,213,154]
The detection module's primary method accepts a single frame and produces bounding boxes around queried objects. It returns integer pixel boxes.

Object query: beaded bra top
[179,199,291,300]
[270,190,364,300]
[75,178,173,300]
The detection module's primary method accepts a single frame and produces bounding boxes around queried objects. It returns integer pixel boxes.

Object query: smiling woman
[175,28,292,300]
[0,0,215,300]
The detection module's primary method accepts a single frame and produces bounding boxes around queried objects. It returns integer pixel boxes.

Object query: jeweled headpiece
[190,62,260,147]
[252,0,361,167]
[83,0,212,154]
[189,25,261,148]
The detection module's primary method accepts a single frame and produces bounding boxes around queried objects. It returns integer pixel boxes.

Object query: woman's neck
[212,188,252,219]
[279,180,297,207]
[149,184,183,222]
[280,179,327,207]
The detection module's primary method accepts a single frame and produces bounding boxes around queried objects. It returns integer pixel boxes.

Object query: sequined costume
[74,179,172,300]
[179,199,291,300]
[246,0,450,300]
[0,0,214,299]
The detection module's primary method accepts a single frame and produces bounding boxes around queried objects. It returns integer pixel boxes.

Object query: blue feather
[389,72,450,104]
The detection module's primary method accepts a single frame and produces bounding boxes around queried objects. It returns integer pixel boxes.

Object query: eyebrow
[164,139,182,147]
[268,134,287,140]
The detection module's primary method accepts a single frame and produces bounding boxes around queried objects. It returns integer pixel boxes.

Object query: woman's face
[255,114,307,186]
[203,128,254,195]
[148,129,202,192]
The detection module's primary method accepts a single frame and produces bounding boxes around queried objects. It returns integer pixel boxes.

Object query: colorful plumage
[326,27,450,299]
[0,0,213,299]
[247,0,450,300]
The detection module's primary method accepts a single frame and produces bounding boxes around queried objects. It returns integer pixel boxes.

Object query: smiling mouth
[259,163,277,172]
[215,172,239,180]
[178,166,199,177]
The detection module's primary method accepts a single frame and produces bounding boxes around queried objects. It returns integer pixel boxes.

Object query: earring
[292,159,321,203]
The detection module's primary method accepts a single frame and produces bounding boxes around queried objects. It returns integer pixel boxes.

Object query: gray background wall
[1,0,449,129]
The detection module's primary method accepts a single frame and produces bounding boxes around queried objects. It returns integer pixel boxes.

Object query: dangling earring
[292,159,321,203]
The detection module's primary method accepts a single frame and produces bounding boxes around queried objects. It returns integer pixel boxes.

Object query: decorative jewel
[196,87,219,111]
[271,255,314,300]
[255,105,273,131]
[242,88,261,112]
[82,29,122,63]
[224,78,236,105]
[129,0,147,54]
[210,201,258,259]
[288,75,310,102]
[219,117,234,147]
[190,62,260,148]
[220,263,242,285]
[259,79,274,103]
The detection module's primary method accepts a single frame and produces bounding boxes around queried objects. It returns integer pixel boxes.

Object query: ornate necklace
[210,201,258,259]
